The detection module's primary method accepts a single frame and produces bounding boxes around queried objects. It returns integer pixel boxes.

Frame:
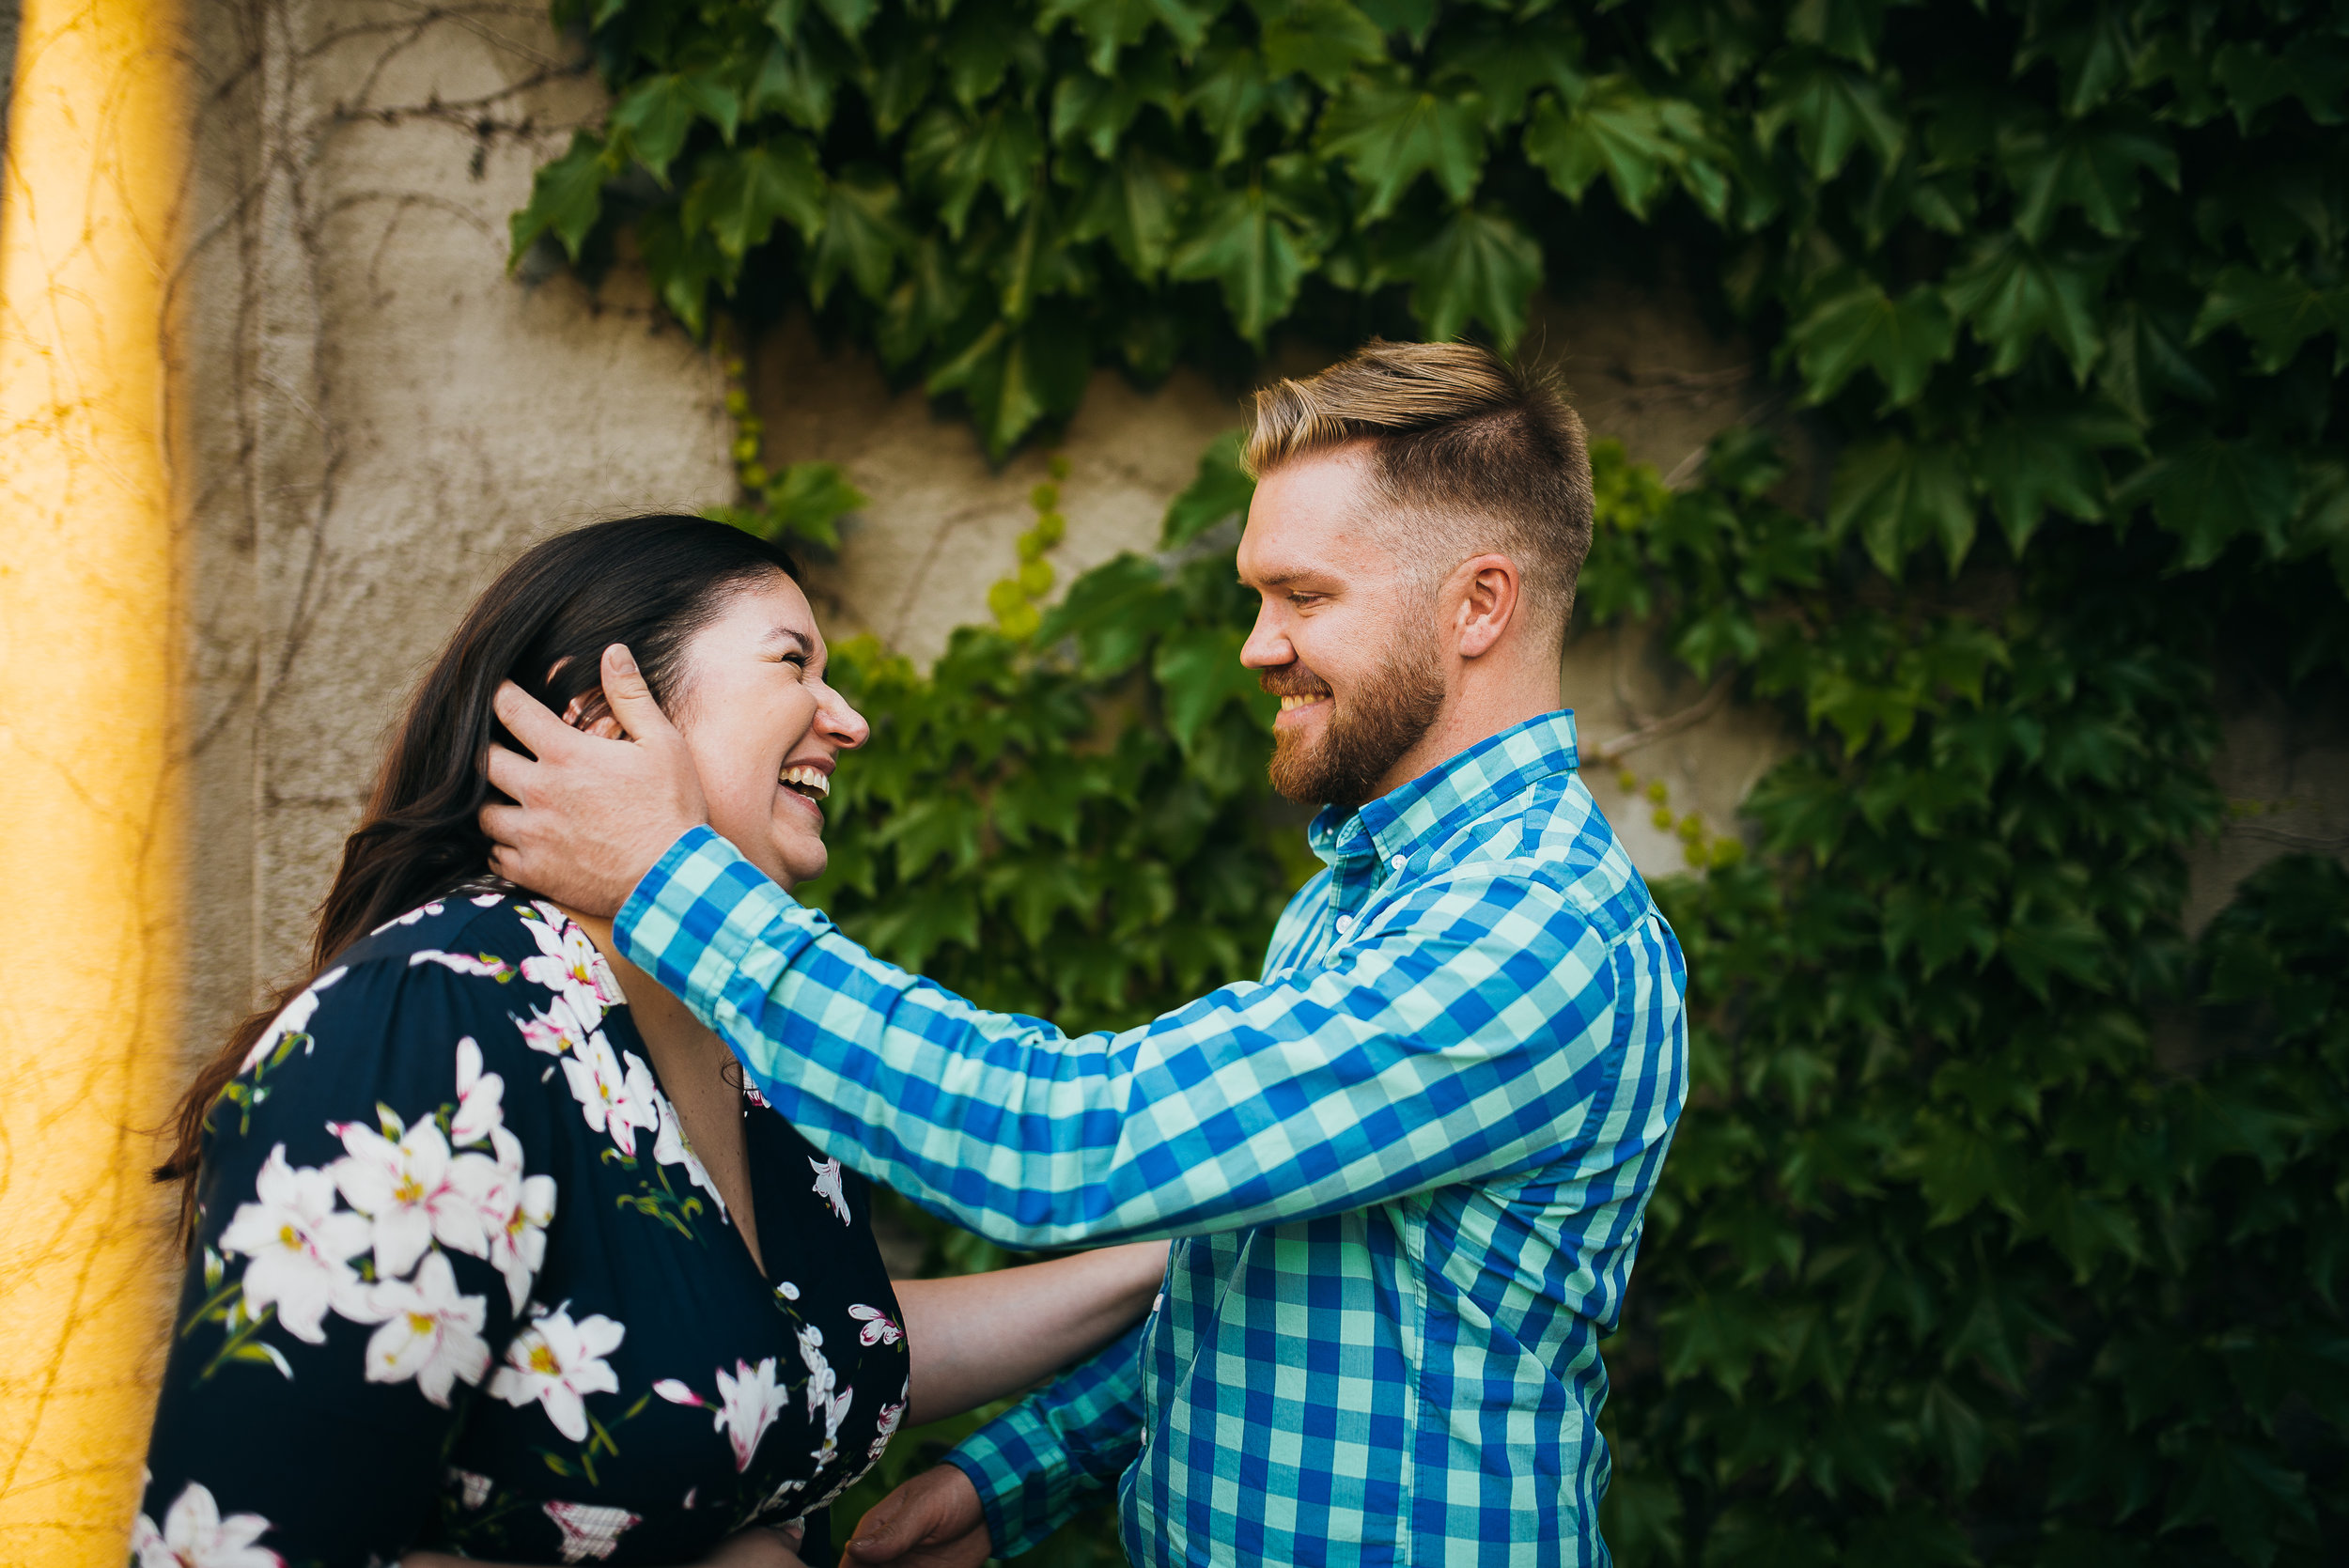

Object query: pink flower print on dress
[216,1144,372,1346]
[517,994,593,1058]
[326,1113,496,1278]
[361,1250,490,1406]
[409,950,516,981]
[476,1158,558,1315]
[490,1305,625,1442]
[810,1156,850,1225]
[132,1481,283,1568]
[848,1303,902,1346]
[541,1499,641,1563]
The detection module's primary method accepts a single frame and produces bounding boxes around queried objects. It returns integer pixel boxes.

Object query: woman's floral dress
[137,892,910,1567]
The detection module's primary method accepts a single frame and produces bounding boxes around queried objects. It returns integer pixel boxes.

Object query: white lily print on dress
[217,1144,373,1345]
[809,1156,850,1225]
[325,1111,497,1277]
[236,967,347,1074]
[131,1480,283,1568]
[795,1322,855,1466]
[541,1499,641,1563]
[867,1395,908,1465]
[449,1035,506,1147]
[489,1303,625,1442]
[362,1250,490,1406]
[652,1355,786,1472]
[409,949,516,981]
[848,1303,903,1346]
[520,902,625,1020]
[560,1033,660,1157]
[477,1156,558,1315]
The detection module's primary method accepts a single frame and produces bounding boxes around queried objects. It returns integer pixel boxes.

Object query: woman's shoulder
[232,889,627,1097]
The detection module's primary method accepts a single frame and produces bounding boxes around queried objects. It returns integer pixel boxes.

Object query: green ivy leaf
[508,132,610,265]
[1316,70,1487,220]
[1431,13,1584,129]
[2113,436,2301,568]
[1066,146,1189,277]
[1184,46,1314,166]
[926,304,1093,458]
[906,101,1046,238]
[1037,0,1214,72]
[1756,54,1903,181]
[1167,162,1330,344]
[766,460,867,551]
[1828,438,1978,575]
[681,138,828,259]
[1050,46,1179,158]
[611,72,741,183]
[1406,206,1541,348]
[1260,0,1389,92]
[1787,275,1955,407]
[2189,265,2349,375]
[1972,402,2139,552]
[1161,430,1255,548]
[1152,624,1263,750]
[807,165,910,305]
[1999,114,2177,243]
[753,34,843,132]
[2014,0,2135,118]
[1034,552,1182,675]
[1523,76,1692,219]
[1942,236,2106,380]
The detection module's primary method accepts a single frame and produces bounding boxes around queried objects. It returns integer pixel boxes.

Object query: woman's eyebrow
[764,625,816,654]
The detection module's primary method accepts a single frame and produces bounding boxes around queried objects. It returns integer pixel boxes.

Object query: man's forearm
[941,1322,1149,1560]
[617,829,1625,1249]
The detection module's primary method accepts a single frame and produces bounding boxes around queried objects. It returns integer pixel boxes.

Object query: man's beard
[1263,644,1447,810]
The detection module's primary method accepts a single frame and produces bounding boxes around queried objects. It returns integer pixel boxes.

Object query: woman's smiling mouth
[779,764,831,800]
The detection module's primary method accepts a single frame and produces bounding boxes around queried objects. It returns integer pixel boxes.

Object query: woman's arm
[893,1242,1168,1425]
[403,1522,806,1568]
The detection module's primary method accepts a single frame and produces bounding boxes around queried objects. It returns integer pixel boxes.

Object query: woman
[141,516,1165,1567]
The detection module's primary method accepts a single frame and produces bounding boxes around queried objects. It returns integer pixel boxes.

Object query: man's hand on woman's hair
[481,644,709,917]
[845,1467,991,1568]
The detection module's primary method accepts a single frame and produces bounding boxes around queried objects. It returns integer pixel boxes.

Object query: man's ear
[1455,553,1521,659]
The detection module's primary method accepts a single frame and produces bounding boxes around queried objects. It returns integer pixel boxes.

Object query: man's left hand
[480,644,708,917]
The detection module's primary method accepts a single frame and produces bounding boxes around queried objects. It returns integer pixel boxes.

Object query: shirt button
[1335,914,1354,934]
[1389,853,1407,871]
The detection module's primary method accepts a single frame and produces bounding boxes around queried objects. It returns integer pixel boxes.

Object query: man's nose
[1239,603,1292,669]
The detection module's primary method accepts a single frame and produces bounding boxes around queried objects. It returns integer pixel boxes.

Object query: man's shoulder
[1428,770,1657,944]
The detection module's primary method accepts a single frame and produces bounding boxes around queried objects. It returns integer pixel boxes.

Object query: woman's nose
[817,686,870,750]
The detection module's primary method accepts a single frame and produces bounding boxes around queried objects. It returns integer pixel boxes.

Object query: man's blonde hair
[1246,339,1595,640]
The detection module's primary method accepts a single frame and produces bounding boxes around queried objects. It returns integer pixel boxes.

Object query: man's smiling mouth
[1278,694,1328,712]
[780,764,831,800]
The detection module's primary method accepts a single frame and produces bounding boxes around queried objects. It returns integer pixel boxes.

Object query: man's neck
[1368,665,1563,804]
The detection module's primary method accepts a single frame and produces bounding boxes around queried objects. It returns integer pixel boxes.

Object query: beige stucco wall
[176,1,737,1048]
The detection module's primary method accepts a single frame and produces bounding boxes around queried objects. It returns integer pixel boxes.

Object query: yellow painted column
[0,0,189,1560]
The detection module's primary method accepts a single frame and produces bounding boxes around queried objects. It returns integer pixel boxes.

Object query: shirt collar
[1307,709,1581,868]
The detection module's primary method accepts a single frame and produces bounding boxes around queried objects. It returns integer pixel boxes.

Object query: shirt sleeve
[137,942,560,1567]
[941,1321,1148,1558]
[615,827,1651,1250]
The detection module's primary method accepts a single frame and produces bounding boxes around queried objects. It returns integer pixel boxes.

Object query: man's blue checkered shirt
[614,711,1688,1565]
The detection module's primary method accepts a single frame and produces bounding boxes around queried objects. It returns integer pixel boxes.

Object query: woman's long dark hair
[159,515,799,1228]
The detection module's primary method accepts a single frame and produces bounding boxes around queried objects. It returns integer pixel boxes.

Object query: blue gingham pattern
[617,711,1688,1565]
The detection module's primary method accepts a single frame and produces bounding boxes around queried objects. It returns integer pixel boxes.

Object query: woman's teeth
[1279,694,1328,712]
[779,764,830,800]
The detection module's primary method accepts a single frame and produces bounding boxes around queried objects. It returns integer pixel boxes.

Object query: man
[484,340,1688,1565]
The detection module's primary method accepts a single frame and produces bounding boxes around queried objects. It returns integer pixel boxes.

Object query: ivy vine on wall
[518,0,2348,1561]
